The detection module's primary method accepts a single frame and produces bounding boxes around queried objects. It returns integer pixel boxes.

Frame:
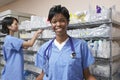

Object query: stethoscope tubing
[44,36,75,61]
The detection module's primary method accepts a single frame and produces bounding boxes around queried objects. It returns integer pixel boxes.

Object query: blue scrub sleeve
[11,37,24,51]
[35,47,45,69]
[81,41,95,69]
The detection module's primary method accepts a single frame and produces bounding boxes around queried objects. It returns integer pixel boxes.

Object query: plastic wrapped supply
[70,6,111,23]
[19,16,51,32]
[42,29,55,38]
[28,40,45,51]
[24,63,42,75]
[67,24,110,38]
[24,54,34,62]
[70,11,91,23]
[88,40,120,58]
[19,20,31,31]
[87,5,110,22]
[30,16,51,29]
[88,24,120,37]
[88,24,110,37]
[0,57,5,65]
[90,60,120,77]
[70,13,80,24]
[68,23,120,38]
[75,11,87,22]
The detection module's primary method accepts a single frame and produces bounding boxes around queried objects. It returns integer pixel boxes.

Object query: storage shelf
[19,19,113,32]
[68,19,112,29]
[22,37,109,41]
[26,26,51,32]
[21,37,52,41]
[94,75,112,80]
[0,53,3,56]
[0,41,4,43]
[23,19,111,30]
[24,63,42,73]
[19,19,120,32]
[19,26,51,32]
[0,34,6,37]
[24,54,35,62]
[80,36,120,40]
[95,54,120,63]
[0,58,5,66]
[24,70,39,78]
[94,75,110,80]
[94,72,120,80]
[77,37,110,40]
[21,36,120,41]
[23,49,37,54]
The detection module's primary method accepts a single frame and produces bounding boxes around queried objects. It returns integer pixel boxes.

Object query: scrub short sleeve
[35,46,45,69]
[81,41,95,69]
[11,37,24,51]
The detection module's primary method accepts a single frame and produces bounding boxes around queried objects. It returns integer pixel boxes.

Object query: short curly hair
[48,5,70,22]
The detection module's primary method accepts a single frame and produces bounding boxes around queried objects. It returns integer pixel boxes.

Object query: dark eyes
[51,19,66,24]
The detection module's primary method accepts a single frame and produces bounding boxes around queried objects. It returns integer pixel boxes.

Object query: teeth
[56,28,62,31]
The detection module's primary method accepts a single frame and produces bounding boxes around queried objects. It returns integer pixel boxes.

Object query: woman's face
[51,13,69,36]
[9,19,18,32]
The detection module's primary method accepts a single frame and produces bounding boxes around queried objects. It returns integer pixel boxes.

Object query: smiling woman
[35,5,96,80]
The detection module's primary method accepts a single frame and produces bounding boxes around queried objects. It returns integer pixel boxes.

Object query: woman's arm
[36,71,44,80]
[83,68,96,80]
[22,29,43,48]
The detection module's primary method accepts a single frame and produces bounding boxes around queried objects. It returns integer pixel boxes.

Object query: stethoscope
[43,36,76,77]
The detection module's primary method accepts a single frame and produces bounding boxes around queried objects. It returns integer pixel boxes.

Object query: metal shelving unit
[68,19,112,29]
[67,9,120,80]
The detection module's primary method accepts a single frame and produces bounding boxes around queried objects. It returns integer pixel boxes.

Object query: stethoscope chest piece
[70,52,76,59]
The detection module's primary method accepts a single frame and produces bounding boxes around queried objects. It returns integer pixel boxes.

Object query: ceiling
[0,0,16,7]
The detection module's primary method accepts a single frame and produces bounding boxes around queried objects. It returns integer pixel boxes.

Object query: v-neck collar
[54,38,69,51]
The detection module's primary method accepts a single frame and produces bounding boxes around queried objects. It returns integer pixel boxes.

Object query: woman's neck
[56,34,69,44]
[9,31,14,36]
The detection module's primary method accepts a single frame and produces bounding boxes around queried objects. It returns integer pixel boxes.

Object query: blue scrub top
[35,37,95,80]
[1,35,24,80]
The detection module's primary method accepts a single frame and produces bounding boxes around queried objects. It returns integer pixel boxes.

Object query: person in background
[1,17,43,80]
[35,5,96,80]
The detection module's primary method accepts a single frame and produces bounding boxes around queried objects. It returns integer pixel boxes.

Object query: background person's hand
[34,29,44,37]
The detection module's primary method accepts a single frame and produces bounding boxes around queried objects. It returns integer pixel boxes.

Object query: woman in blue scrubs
[35,5,96,80]
[1,17,43,80]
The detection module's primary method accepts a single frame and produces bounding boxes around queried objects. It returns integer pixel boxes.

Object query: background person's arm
[22,29,43,48]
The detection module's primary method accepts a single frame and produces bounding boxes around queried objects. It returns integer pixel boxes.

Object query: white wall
[0,0,120,17]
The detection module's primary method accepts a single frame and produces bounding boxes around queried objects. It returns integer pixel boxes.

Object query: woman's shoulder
[37,39,54,56]
[4,35,23,44]
[71,37,86,44]
[70,37,88,48]
[40,39,54,49]
[5,35,19,40]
